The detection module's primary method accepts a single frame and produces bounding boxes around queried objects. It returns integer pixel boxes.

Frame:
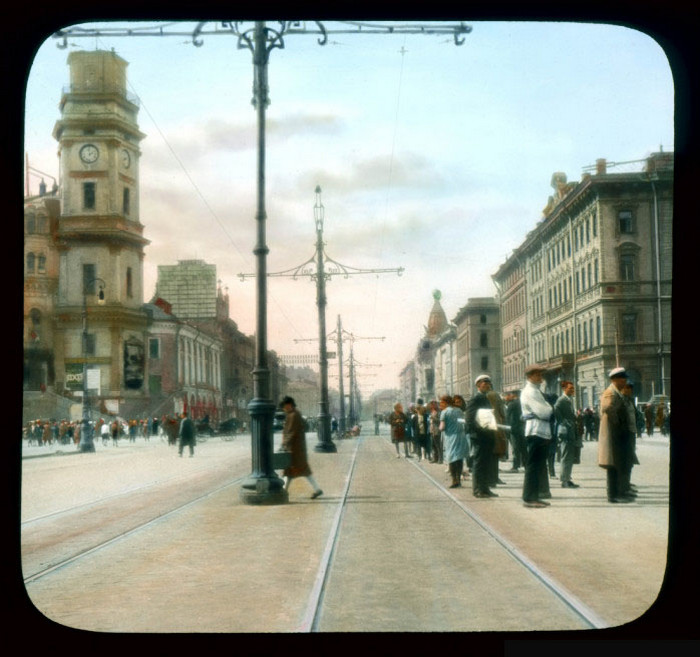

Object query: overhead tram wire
[94,37,306,341]
[370,37,407,363]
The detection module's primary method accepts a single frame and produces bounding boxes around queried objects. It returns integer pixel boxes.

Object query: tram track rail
[23,477,244,584]
[403,446,608,629]
[296,435,608,631]
[22,431,666,631]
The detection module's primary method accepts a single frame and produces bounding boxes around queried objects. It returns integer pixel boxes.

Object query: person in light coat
[520,364,554,508]
[598,368,636,503]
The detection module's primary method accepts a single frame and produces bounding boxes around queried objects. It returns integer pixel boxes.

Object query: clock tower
[52,50,151,413]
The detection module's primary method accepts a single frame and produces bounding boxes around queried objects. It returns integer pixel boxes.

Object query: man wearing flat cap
[598,368,636,503]
[465,374,499,498]
[520,364,554,508]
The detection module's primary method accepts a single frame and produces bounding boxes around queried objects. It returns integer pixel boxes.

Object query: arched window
[26,252,35,273]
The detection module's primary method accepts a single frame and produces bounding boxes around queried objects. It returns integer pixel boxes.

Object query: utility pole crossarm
[53,20,472,48]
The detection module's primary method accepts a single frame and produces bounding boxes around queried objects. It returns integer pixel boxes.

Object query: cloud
[143,111,345,172]
[267,113,344,139]
[291,150,445,197]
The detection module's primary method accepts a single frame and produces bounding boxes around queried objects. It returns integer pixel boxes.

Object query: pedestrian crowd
[386,364,669,508]
[23,413,205,457]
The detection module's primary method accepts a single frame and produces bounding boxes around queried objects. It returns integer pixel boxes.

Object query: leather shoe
[609,496,633,503]
[311,490,323,499]
[536,499,551,505]
[523,501,547,508]
[485,490,499,497]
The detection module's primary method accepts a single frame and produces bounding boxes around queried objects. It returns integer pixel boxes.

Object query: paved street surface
[20,428,671,633]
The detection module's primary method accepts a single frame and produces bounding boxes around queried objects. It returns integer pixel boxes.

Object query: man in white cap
[465,374,498,498]
[520,364,554,508]
[598,367,636,503]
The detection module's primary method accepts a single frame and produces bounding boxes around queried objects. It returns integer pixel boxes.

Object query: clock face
[121,148,131,169]
[79,144,99,164]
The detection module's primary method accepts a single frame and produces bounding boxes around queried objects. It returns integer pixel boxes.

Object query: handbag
[272,449,292,470]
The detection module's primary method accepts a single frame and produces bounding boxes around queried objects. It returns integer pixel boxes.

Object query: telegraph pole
[242,186,401,451]
[53,20,471,505]
[336,329,384,432]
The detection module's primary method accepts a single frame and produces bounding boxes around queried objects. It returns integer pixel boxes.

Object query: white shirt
[520,380,553,439]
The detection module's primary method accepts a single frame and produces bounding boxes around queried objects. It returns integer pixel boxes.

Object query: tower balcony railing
[62,84,140,106]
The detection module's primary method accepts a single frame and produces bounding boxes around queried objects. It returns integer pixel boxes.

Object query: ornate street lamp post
[80,278,105,453]
[238,22,288,505]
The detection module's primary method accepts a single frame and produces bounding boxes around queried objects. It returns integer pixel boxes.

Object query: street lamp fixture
[80,278,105,453]
[314,184,324,233]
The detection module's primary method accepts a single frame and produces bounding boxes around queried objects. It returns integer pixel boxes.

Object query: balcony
[546,353,574,369]
[62,84,140,107]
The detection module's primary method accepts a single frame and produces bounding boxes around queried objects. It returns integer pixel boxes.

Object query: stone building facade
[453,297,502,398]
[49,50,151,420]
[154,261,286,424]
[492,152,673,405]
[145,297,224,422]
[492,256,528,393]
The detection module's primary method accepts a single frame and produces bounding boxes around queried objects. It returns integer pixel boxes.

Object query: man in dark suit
[465,374,498,499]
[178,411,196,457]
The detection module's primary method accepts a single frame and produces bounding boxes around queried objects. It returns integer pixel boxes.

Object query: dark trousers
[606,466,631,500]
[523,436,551,502]
[511,433,525,469]
[547,438,557,476]
[394,440,410,457]
[488,450,500,486]
[431,433,442,463]
[472,437,494,494]
[179,439,194,456]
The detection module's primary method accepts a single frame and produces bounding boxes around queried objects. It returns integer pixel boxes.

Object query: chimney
[595,158,607,175]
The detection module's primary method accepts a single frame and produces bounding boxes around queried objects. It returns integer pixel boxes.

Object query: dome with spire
[426,290,448,337]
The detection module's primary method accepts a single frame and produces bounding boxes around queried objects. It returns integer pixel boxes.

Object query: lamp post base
[79,422,95,453]
[240,397,289,505]
[239,477,289,505]
[314,440,337,453]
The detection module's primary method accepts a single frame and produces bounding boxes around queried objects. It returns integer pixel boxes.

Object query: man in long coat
[598,367,636,503]
[281,396,323,499]
[178,411,196,457]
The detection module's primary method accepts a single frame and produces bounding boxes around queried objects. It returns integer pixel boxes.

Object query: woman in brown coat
[281,396,323,499]
[389,402,410,458]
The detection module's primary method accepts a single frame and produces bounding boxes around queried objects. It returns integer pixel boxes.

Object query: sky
[23,20,675,395]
